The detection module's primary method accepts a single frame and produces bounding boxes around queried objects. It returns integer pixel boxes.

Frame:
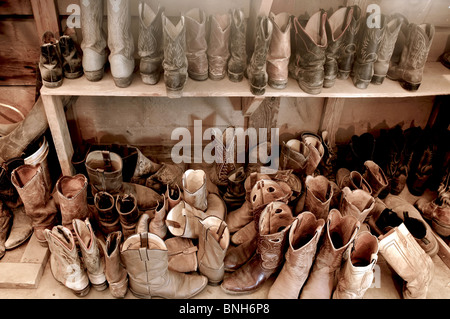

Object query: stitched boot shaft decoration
[303,175,334,221]
[185,8,208,81]
[208,13,231,80]
[59,34,83,79]
[337,5,362,79]
[39,31,63,88]
[101,231,128,298]
[227,8,247,82]
[280,139,310,176]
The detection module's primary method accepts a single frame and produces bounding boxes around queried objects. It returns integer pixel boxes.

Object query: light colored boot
[101,231,128,298]
[185,8,208,81]
[302,175,334,221]
[339,186,375,223]
[149,194,168,239]
[227,8,247,82]
[267,12,291,89]
[182,169,208,211]
[208,13,231,80]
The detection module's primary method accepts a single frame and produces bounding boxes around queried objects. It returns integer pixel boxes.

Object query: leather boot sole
[141,72,161,85]
[42,79,63,88]
[85,69,104,82]
[113,76,133,88]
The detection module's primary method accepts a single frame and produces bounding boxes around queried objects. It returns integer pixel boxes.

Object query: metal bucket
[24,136,52,192]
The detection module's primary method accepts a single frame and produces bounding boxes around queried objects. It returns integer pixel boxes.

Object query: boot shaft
[107,0,134,58]
[56,174,89,229]
[116,193,139,236]
[337,5,362,78]
[304,175,333,221]
[103,230,128,298]
[85,150,123,194]
[80,0,107,53]
[138,2,164,59]
[185,8,208,80]
[182,169,208,211]
[228,8,247,82]
[39,31,63,86]
[339,186,375,223]
[59,35,83,78]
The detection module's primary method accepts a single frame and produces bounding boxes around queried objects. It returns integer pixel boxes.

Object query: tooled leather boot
[300,209,360,299]
[120,232,208,299]
[59,33,83,79]
[267,12,292,89]
[185,8,208,81]
[116,193,140,238]
[208,13,231,81]
[227,8,247,82]
[221,201,294,294]
[39,31,63,88]
[279,139,310,176]
[268,212,325,299]
[339,186,375,223]
[101,231,128,298]
[94,191,121,236]
[138,1,164,85]
[337,5,362,79]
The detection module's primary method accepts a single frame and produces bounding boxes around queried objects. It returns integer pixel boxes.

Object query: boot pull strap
[101,151,112,170]
[168,246,198,256]
[139,232,149,261]
[216,221,227,239]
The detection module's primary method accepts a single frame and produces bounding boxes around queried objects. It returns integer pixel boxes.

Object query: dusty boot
[222,167,247,212]
[126,146,162,183]
[182,169,208,211]
[268,212,325,299]
[149,194,168,239]
[362,160,389,198]
[138,1,164,85]
[162,13,188,98]
[302,175,334,221]
[185,8,208,81]
[300,209,360,299]
[319,130,338,182]
[101,231,128,298]
[80,0,107,81]
[72,218,107,291]
[56,174,89,234]
[44,225,90,296]
[352,13,384,89]
[267,12,291,89]
[94,191,121,236]
[387,23,435,91]
[207,13,231,81]
[302,132,325,176]
[11,164,57,246]
[279,139,310,175]
[120,232,208,298]
[227,8,247,82]
[210,126,238,188]
[371,15,403,84]
[378,223,434,299]
[324,7,354,88]
[165,237,198,273]
[85,150,123,195]
[165,183,181,209]
[337,5,362,79]
[221,201,294,294]
[333,231,379,299]
[246,15,273,95]
[39,31,63,88]
[116,193,140,238]
[136,212,151,234]
[5,206,33,251]
[336,168,372,194]
[292,11,328,94]
[0,158,24,208]
[339,186,375,223]
[197,216,229,285]
[0,201,12,259]
[107,0,135,88]
[59,33,83,79]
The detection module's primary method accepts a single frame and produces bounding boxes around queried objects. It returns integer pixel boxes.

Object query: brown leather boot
[336,168,372,194]
[185,8,208,81]
[227,8,247,82]
[337,5,362,79]
[94,191,121,236]
[302,132,325,176]
[165,237,198,273]
[101,231,128,298]
[268,212,325,299]
[149,194,168,239]
[116,193,140,238]
[362,160,389,198]
[182,169,208,211]
[121,232,208,299]
[224,237,258,272]
[0,201,12,259]
[207,13,231,80]
[222,167,247,212]
[303,175,334,221]
[300,209,360,299]
[165,183,181,210]
[279,139,310,175]
[11,164,57,246]
[339,186,375,223]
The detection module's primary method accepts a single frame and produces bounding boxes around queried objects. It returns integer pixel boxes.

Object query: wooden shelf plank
[40,62,450,98]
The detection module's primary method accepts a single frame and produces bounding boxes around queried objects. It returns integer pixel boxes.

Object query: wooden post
[30,0,61,39]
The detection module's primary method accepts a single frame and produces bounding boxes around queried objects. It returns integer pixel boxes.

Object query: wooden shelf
[40,62,450,98]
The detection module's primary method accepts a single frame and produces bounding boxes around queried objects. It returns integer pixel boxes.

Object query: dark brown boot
[39,31,63,88]
[227,9,247,82]
[337,5,362,79]
[0,201,12,259]
[116,193,140,238]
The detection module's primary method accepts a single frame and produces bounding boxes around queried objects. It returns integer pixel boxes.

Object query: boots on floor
[182,169,208,211]
[208,13,231,81]
[268,211,325,299]
[185,8,208,81]
[149,194,168,239]
[302,132,325,176]
[101,231,128,298]
[94,191,121,236]
[165,183,181,209]
[337,5,362,79]
[120,232,208,299]
[39,31,63,88]
[362,160,389,198]
[336,168,372,194]
[339,186,375,223]
[165,237,198,273]
[222,167,247,212]
[0,157,24,209]
[302,175,334,221]
[59,33,83,79]
[279,139,310,176]
[227,8,247,82]
[116,193,140,238]
[0,201,12,259]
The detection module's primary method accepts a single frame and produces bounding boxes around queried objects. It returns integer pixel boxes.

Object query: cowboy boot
[224,236,258,272]
[72,218,107,291]
[337,5,362,79]
[107,0,135,88]
[80,0,107,81]
[165,183,181,210]
[387,23,435,91]
[336,168,372,194]
[0,201,12,259]
[267,212,325,299]
[362,160,389,198]
[324,7,353,88]
[185,8,208,81]
[246,15,273,95]
[100,231,128,298]
[120,232,208,299]
[94,191,121,236]
[0,157,24,208]
[222,167,247,212]
[339,186,375,223]
[279,139,310,176]
[227,8,247,82]
[211,126,238,188]
[116,193,139,238]
[302,175,334,221]
[300,209,360,299]
[348,132,376,172]
[182,169,208,211]
[44,225,90,296]
[59,33,83,79]
[197,216,230,285]
[39,31,63,88]
[378,223,434,299]
[267,12,291,89]
[162,13,188,98]
[4,206,33,251]
[387,14,409,69]
[221,201,294,294]
[371,15,403,84]
[138,1,164,85]
[319,130,338,182]
[149,194,168,239]
[207,13,231,80]
[165,237,198,273]
[302,132,325,176]
[333,231,379,299]
[11,164,57,246]
[292,10,328,94]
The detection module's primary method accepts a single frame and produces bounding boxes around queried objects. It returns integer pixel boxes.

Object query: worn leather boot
[246,15,273,95]
[72,218,107,291]
[224,236,258,272]
[0,201,12,259]
[340,186,375,223]
[59,34,83,79]
[362,160,389,198]
[208,13,231,80]
[222,167,247,212]
[333,231,378,299]
[80,0,107,81]
[300,209,359,299]
[107,0,135,88]
[149,194,168,239]
[165,183,181,209]
[56,174,89,234]
[221,201,294,294]
[371,16,403,84]
[44,225,90,296]
[0,158,24,208]
[182,169,208,211]
[292,11,328,94]
[267,12,291,89]
[39,31,63,88]
[165,237,198,273]
[101,231,128,298]
[337,5,362,79]
[162,13,187,98]
[387,23,435,91]
[138,2,164,85]
[94,191,121,236]
[11,164,57,246]
[279,139,310,176]
[379,223,434,299]
[227,8,247,82]
[268,212,325,299]
[4,206,33,251]
[198,216,229,285]
[121,232,208,299]
[324,7,353,88]
[302,132,325,176]
[116,193,139,238]
[302,175,334,221]
[352,13,384,89]
[185,8,208,81]
[336,168,372,194]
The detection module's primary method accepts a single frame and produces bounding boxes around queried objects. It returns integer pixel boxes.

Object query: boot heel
[371,74,385,85]
[228,70,244,82]
[141,72,161,85]
[250,84,266,96]
[72,284,91,297]
[400,80,421,91]
[432,219,450,237]
[85,69,104,82]
[113,76,133,88]
[42,79,63,88]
